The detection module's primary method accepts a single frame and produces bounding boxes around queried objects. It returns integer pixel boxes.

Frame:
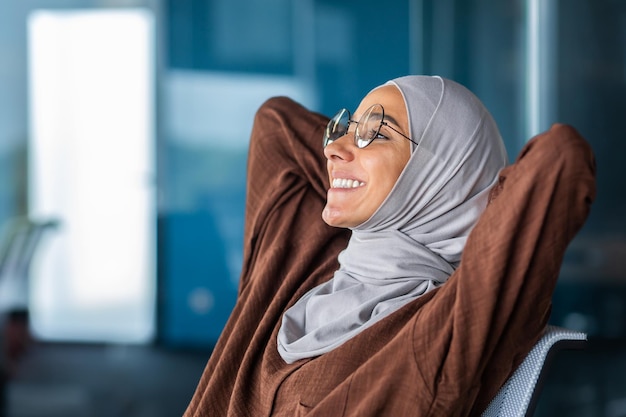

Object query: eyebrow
[382,114,409,136]
[383,114,401,128]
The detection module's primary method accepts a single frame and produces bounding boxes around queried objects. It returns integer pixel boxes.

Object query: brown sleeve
[410,124,596,416]
[238,96,349,294]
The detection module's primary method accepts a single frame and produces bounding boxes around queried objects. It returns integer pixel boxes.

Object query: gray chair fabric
[481,325,587,417]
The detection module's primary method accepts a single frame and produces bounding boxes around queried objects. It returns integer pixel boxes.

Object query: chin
[322,215,342,228]
[322,207,350,229]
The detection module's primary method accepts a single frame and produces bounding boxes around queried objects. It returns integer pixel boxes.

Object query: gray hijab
[277,75,508,364]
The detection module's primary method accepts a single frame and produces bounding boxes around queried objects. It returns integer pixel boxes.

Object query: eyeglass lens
[323,108,350,148]
[323,104,385,149]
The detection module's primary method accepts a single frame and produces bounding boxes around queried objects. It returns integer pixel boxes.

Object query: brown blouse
[183,97,596,417]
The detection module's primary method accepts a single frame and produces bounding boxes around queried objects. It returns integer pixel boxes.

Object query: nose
[323,133,356,162]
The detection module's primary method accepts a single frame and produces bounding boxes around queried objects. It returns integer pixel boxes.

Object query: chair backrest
[481,325,587,417]
[0,217,59,312]
[0,218,59,275]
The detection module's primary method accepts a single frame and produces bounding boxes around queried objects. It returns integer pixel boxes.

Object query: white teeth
[332,178,365,189]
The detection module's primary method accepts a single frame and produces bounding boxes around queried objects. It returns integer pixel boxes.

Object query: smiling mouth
[332,178,365,189]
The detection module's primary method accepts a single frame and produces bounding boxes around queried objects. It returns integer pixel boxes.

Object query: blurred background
[0,0,624,416]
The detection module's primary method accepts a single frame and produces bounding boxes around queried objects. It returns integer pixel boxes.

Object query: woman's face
[322,85,411,228]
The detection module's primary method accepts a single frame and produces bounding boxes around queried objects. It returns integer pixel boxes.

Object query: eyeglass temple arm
[383,122,419,146]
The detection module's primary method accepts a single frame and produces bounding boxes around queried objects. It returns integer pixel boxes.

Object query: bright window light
[27,9,156,343]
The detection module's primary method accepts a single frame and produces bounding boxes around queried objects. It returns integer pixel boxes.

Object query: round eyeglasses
[323,103,418,149]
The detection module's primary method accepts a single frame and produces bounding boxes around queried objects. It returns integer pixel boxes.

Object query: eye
[367,128,388,141]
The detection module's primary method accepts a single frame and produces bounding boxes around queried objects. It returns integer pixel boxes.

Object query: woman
[184,76,595,416]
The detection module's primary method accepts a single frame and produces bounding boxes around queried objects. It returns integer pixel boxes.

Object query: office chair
[0,217,59,410]
[481,325,587,417]
[0,217,59,313]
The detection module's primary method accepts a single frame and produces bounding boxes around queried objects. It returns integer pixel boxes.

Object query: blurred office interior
[0,0,625,416]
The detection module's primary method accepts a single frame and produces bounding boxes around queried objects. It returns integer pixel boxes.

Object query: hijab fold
[277,76,508,364]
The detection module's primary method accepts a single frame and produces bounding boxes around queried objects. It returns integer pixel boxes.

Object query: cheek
[376,151,410,202]
[364,158,401,205]
[375,148,409,184]
[390,145,411,184]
